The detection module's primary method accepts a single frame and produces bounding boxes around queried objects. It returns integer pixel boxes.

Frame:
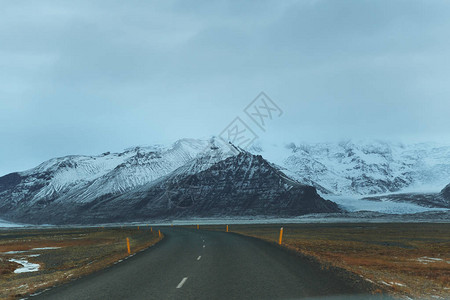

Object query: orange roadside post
[279,227,284,245]
[197,224,199,230]
[126,237,131,254]
[158,230,161,238]
[226,225,229,232]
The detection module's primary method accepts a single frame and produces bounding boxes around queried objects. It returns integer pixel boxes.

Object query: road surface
[31,227,387,299]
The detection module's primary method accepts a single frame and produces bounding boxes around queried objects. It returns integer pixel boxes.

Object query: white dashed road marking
[197,256,201,260]
[176,277,188,289]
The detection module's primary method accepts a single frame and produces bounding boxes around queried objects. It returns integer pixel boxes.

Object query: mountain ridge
[252,140,450,195]
[0,151,340,224]
[1,138,449,224]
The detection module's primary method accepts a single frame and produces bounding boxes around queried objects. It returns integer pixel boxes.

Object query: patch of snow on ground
[390,282,406,287]
[3,247,61,255]
[380,281,392,287]
[31,247,61,250]
[416,257,445,264]
[9,258,40,273]
[3,250,27,254]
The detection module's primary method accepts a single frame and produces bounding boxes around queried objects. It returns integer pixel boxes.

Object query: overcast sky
[1,0,450,176]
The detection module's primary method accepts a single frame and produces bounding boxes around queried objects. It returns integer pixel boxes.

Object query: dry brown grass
[0,226,163,299]
[203,223,450,299]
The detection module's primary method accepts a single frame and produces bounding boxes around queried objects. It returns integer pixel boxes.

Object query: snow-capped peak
[250,140,450,195]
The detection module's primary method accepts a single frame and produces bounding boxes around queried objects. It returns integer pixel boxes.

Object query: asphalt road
[31,227,387,300]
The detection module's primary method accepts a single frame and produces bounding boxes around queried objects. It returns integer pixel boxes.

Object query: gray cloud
[1,0,450,175]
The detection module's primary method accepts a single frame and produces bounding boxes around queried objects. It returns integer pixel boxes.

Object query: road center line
[176,277,188,289]
[197,256,201,260]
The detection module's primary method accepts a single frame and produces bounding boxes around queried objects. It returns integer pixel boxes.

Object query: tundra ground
[0,226,162,299]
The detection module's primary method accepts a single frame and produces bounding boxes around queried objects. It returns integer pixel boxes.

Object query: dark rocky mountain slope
[441,184,450,201]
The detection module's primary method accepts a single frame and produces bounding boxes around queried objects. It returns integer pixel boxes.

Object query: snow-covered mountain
[0,142,339,224]
[1,138,449,224]
[252,140,450,196]
[0,138,232,208]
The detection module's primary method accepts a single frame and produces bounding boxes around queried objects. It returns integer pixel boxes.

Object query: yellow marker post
[158,230,161,238]
[126,237,131,254]
[150,227,153,232]
[226,225,229,232]
[137,226,139,230]
[197,224,199,230]
[279,227,284,245]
